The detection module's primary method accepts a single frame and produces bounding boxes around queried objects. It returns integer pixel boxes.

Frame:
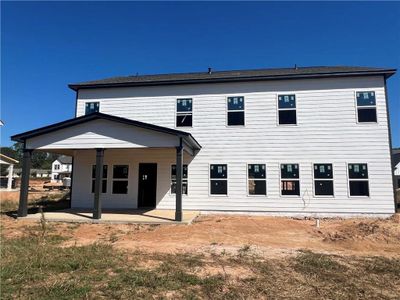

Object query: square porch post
[7,164,14,190]
[175,144,183,221]
[18,149,32,217]
[93,148,104,219]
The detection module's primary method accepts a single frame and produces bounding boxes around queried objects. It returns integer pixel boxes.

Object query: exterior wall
[51,160,72,182]
[72,76,394,214]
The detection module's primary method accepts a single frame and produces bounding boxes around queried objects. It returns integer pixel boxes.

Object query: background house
[0,153,19,190]
[51,156,72,183]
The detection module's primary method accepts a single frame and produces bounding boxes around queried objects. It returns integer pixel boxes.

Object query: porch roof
[11,112,201,154]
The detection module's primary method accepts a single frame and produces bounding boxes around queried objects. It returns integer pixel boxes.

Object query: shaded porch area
[20,209,200,224]
[11,112,201,222]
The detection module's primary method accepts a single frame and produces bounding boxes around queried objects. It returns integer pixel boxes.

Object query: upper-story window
[356,91,377,123]
[176,99,193,127]
[85,102,100,115]
[54,164,60,170]
[278,95,297,125]
[227,97,245,126]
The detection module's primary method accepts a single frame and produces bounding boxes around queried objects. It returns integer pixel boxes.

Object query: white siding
[71,76,395,214]
[26,119,181,150]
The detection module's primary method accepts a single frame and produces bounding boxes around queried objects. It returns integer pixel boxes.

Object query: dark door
[138,163,157,208]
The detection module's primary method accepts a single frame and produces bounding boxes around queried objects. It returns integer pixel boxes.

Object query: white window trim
[209,163,229,196]
[91,164,108,194]
[111,164,129,195]
[169,163,189,196]
[226,96,246,127]
[354,90,378,124]
[175,98,193,128]
[312,163,334,198]
[347,162,370,198]
[246,163,267,197]
[276,94,298,126]
[279,163,300,197]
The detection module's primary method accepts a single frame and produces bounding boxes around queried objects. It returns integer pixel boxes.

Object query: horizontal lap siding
[75,76,394,214]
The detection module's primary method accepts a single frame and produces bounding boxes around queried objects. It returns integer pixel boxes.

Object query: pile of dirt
[317,216,400,243]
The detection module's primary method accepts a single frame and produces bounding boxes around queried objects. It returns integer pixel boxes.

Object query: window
[248,164,266,195]
[278,95,296,125]
[91,165,108,193]
[281,164,300,196]
[210,164,228,195]
[171,165,188,195]
[348,163,369,196]
[313,164,334,196]
[85,102,100,115]
[54,164,60,170]
[227,97,245,126]
[356,91,377,123]
[112,165,129,194]
[176,99,192,127]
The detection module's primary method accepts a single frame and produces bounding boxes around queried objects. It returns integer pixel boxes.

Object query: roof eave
[68,69,397,91]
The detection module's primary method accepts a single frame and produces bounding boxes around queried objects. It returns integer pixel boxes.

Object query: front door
[138,163,157,208]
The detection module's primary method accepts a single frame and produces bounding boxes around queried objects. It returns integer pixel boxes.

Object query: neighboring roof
[69,66,396,91]
[11,112,202,151]
[0,153,19,165]
[393,148,400,166]
[56,155,72,164]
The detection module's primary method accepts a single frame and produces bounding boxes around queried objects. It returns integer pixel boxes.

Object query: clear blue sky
[1,1,399,146]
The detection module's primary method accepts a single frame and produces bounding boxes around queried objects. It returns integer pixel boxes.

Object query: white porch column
[7,164,14,190]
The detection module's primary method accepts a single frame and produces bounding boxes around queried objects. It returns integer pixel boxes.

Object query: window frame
[246,163,267,197]
[312,163,334,198]
[170,164,189,196]
[347,163,370,198]
[280,163,300,197]
[354,91,378,124]
[209,163,228,196]
[175,98,193,128]
[54,164,60,170]
[111,164,129,195]
[84,101,100,115]
[277,94,298,126]
[91,164,108,194]
[226,96,245,127]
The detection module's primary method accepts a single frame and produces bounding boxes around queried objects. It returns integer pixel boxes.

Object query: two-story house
[51,155,72,183]
[12,66,397,220]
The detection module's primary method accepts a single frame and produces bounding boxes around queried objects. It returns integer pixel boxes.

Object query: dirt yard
[2,214,399,258]
[1,214,399,299]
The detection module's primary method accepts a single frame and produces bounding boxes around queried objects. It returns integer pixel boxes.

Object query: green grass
[1,229,399,299]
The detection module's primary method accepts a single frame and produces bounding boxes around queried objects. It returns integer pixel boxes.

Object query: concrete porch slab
[21,209,200,224]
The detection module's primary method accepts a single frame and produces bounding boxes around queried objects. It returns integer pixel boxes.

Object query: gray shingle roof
[57,155,72,164]
[69,66,396,90]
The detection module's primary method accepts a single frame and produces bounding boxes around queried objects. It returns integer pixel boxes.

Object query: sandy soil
[2,214,399,258]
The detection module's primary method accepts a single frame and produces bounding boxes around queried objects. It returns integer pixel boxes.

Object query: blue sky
[1,1,399,146]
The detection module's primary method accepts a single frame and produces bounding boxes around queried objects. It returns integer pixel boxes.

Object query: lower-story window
[171,164,188,195]
[91,165,108,193]
[248,164,266,195]
[348,163,369,196]
[313,163,334,196]
[210,164,228,195]
[112,165,129,194]
[281,164,300,196]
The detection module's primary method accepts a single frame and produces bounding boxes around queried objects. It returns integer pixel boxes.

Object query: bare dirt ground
[2,214,399,258]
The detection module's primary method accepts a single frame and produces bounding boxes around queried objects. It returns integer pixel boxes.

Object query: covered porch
[11,113,201,222]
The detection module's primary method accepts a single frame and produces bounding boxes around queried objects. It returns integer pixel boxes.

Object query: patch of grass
[1,232,399,300]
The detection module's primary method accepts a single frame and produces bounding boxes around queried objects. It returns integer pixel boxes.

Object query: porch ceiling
[11,113,201,156]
